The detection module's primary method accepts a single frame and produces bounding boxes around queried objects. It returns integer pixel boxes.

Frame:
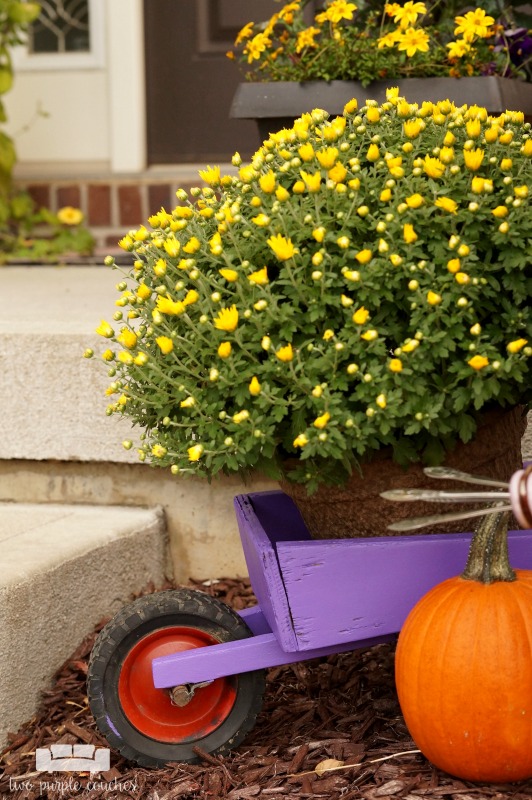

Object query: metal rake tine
[381,488,509,504]
[387,504,513,532]
[423,466,508,489]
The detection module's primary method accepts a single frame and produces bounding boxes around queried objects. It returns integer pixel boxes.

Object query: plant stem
[461,504,516,584]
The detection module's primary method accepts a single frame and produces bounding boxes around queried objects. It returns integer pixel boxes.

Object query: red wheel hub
[118,626,237,742]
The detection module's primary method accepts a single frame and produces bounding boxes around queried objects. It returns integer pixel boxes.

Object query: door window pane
[29,0,90,54]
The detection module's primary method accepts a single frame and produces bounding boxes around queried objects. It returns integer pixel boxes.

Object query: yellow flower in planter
[187,444,204,461]
[507,339,528,353]
[156,336,174,355]
[468,355,489,370]
[214,305,239,332]
[276,344,293,362]
[267,234,296,261]
[94,93,531,492]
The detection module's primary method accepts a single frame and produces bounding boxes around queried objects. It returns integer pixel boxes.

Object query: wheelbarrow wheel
[87,589,265,766]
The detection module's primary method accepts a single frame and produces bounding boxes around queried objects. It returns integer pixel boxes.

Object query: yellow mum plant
[91,93,531,491]
[228,0,532,86]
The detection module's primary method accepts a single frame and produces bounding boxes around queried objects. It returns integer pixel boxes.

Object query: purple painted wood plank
[234,494,298,652]
[152,630,395,688]
[276,529,532,650]
[238,606,272,636]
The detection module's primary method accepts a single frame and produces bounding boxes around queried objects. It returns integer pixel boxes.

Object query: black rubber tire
[87,589,265,766]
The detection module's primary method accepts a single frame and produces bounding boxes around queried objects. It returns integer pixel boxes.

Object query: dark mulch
[2,578,532,800]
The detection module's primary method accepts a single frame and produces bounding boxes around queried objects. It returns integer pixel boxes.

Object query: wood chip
[2,577,532,800]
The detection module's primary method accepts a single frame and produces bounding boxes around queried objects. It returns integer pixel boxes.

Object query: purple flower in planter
[496,27,532,74]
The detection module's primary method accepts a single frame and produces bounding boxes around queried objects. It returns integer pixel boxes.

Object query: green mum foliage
[92,93,532,491]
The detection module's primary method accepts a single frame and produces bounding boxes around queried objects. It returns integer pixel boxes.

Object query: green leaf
[0,68,13,95]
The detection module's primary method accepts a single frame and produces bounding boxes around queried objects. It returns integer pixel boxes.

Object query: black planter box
[231,77,532,138]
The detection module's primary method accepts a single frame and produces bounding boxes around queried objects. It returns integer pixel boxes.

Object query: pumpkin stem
[461,504,516,584]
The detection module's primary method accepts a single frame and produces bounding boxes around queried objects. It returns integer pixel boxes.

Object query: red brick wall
[19,178,196,254]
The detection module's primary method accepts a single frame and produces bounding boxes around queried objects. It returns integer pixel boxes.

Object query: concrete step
[0,501,168,747]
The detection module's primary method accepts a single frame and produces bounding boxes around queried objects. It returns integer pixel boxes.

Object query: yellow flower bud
[249,376,261,396]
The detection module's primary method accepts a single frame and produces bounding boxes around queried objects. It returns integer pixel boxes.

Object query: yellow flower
[214,305,239,332]
[259,170,276,193]
[323,329,335,341]
[455,9,494,42]
[376,393,387,409]
[463,148,484,171]
[249,376,261,396]
[522,139,532,156]
[491,205,508,219]
[403,119,423,139]
[298,143,315,162]
[367,143,380,161]
[423,156,445,178]
[183,236,201,255]
[344,98,358,114]
[188,444,204,461]
[466,118,482,138]
[471,176,492,194]
[117,351,133,365]
[275,186,290,202]
[514,185,529,198]
[468,355,489,370]
[380,188,392,202]
[366,107,381,123]
[233,410,250,424]
[152,444,167,458]
[96,320,114,338]
[390,1,427,27]
[500,158,513,171]
[361,329,378,341]
[156,336,174,354]
[209,232,223,254]
[102,349,114,361]
[447,39,471,58]
[507,339,528,353]
[184,289,199,306]
[435,197,458,213]
[427,291,442,305]
[455,272,470,284]
[355,249,372,264]
[293,434,309,448]
[248,266,269,285]
[267,234,296,261]
[313,412,331,429]
[137,283,152,300]
[57,206,83,225]
[312,226,326,243]
[276,344,293,362]
[118,234,134,251]
[117,329,137,350]
[352,306,370,325]
[396,27,430,57]
[447,258,461,273]
[406,193,424,208]
[402,338,420,353]
[328,162,347,183]
[180,396,195,408]
[219,268,239,282]
[439,146,455,164]
[316,147,339,169]
[164,237,180,258]
[403,223,418,244]
[252,213,271,227]
[199,165,221,186]
[157,296,186,316]
[300,169,322,192]
[218,341,232,358]
[389,358,403,372]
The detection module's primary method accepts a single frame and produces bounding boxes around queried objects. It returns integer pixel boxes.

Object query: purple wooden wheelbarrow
[87,488,532,767]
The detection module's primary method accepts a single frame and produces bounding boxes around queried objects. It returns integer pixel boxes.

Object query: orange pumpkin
[395,510,532,783]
